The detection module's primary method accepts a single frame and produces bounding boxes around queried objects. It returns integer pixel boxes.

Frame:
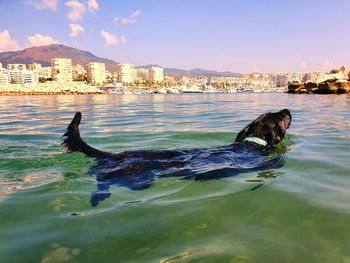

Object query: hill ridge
[0,44,241,77]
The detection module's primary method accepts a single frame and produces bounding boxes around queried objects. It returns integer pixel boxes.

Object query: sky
[0,0,349,73]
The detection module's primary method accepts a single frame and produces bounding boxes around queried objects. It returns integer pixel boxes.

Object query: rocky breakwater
[288,66,350,94]
[288,80,350,94]
[0,82,104,95]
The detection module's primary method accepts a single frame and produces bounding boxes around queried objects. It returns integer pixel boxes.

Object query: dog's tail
[62,112,110,158]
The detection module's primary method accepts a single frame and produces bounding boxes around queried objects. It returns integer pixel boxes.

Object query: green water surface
[0,93,349,263]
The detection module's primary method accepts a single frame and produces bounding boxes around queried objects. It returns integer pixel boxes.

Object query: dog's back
[62,110,291,206]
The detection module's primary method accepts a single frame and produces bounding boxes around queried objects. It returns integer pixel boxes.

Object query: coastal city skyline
[1,0,350,73]
[2,47,349,96]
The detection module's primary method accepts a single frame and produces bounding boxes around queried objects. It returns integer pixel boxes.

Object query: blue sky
[0,0,349,73]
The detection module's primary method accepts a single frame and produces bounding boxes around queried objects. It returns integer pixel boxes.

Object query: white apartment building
[86,62,106,85]
[7,64,26,71]
[302,71,326,82]
[106,70,113,79]
[27,63,42,71]
[72,64,86,81]
[117,63,135,83]
[149,66,164,83]
[51,58,72,82]
[38,67,52,79]
[9,70,38,84]
[0,68,10,84]
[135,68,149,81]
[0,63,2,68]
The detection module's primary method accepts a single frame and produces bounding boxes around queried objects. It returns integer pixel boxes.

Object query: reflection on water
[0,93,350,263]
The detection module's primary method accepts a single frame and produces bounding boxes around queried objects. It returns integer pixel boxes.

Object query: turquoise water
[0,93,350,263]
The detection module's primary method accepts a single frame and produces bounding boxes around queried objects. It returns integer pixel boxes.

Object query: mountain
[0,44,241,77]
[0,44,118,72]
[138,65,241,77]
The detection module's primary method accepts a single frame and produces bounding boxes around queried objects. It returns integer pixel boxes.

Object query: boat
[180,84,204,93]
[154,88,167,94]
[166,87,181,94]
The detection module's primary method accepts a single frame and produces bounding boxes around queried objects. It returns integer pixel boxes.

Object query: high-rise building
[302,71,325,82]
[8,70,38,84]
[51,58,72,82]
[27,63,42,71]
[72,64,86,81]
[0,68,9,84]
[38,67,52,79]
[117,63,135,83]
[135,68,149,81]
[7,64,26,71]
[149,66,164,83]
[86,62,106,85]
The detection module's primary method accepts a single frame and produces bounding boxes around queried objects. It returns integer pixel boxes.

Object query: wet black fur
[62,109,292,206]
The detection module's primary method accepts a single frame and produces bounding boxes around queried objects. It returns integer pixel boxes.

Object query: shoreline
[0,82,104,96]
[0,91,287,96]
[0,91,103,96]
[0,83,287,96]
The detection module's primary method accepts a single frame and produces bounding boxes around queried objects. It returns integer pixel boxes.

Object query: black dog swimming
[62,109,292,206]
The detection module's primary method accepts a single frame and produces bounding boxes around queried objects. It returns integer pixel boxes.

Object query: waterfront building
[8,70,38,84]
[271,72,304,86]
[24,70,39,84]
[0,67,10,84]
[209,74,275,91]
[7,64,26,71]
[273,75,289,87]
[51,58,72,82]
[27,63,42,71]
[117,63,135,83]
[164,75,175,85]
[180,76,196,85]
[9,70,25,84]
[149,66,164,83]
[302,71,326,82]
[38,67,52,79]
[72,64,86,81]
[105,70,114,83]
[86,62,106,85]
[105,70,113,78]
[135,68,149,81]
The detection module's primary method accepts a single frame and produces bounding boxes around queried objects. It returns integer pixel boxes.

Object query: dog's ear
[272,110,291,144]
[235,125,250,142]
[277,110,292,136]
[235,113,268,142]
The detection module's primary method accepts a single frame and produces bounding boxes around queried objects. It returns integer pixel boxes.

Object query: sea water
[0,93,349,263]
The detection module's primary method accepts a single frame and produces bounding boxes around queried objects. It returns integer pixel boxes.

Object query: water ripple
[1,93,350,262]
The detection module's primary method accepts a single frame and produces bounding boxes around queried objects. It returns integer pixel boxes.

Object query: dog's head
[235,109,292,146]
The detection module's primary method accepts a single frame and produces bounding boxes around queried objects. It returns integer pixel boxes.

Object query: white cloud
[101,30,126,45]
[131,9,141,17]
[65,1,86,21]
[118,17,136,24]
[101,30,118,45]
[114,9,142,24]
[0,30,22,52]
[33,0,58,11]
[69,23,85,37]
[87,0,99,12]
[27,33,59,47]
